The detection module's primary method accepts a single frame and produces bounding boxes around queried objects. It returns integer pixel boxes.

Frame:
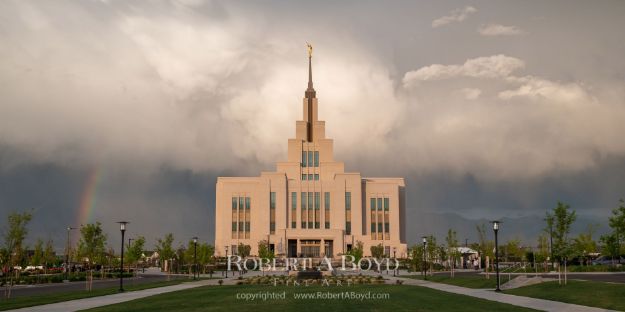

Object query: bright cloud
[478,23,526,36]
[432,6,478,28]
[400,55,625,178]
[402,55,525,86]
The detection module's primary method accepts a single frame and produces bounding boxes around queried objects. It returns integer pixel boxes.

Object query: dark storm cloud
[1,0,625,248]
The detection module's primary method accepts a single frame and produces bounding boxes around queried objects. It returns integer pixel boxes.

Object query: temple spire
[305,42,316,98]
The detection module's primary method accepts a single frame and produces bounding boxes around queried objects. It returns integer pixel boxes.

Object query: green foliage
[535,234,549,263]
[155,233,175,265]
[76,222,107,268]
[425,235,438,264]
[344,240,364,263]
[2,211,33,268]
[408,244,424,272]
[30,239,43,265]
[503,239,524,261]
[572,224,597,259]
[127,236,145,265]
[445,229,459,268]
[600,233,620,261]
[370,243,384,259]
[257,240,274,260]
[548,201,577,261]
[43,239,56,267]
[176,245,187,269]
[608,199,625,257]
[197,243,214,271]
[475,223,494,261]
[237,243,251,258]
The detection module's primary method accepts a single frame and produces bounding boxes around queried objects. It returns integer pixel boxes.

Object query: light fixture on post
[422,236,427,280]
[65,226,76,281]
[117,221,128,292]
[492,220,501,292]
[393,247,397,277]
[225,245,229,278]
[192,237,198,280]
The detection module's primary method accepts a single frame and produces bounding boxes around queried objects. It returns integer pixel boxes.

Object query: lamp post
[393,247,397,277]
[192,237,198,280]
[492,220,501,292]
[65,226,76,281]
[422,236,427,280]
[544,216,554,269]
[117,221,128,292]
[225,246,229,278]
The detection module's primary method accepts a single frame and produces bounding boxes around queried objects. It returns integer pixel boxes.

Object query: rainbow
[76,167,102,226]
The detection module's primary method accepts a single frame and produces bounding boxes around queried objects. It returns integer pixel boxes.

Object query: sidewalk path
[391,276,618,312]
[4,277,239,312]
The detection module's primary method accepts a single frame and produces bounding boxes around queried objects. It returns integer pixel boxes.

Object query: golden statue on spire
[306,42,313,58]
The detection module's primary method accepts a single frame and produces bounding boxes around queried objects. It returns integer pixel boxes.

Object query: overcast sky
[1,0,624,251]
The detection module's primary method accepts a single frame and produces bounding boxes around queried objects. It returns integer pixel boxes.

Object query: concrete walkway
[391,276,618,312]
[5,276,240,312]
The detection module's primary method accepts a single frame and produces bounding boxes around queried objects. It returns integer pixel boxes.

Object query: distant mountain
[405,212,611,247]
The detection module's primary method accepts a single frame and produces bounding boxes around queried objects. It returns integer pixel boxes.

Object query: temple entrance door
[324,240,333,258]
[288,239,297,257]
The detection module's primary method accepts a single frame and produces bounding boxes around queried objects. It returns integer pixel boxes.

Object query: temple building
[215,47,407,259]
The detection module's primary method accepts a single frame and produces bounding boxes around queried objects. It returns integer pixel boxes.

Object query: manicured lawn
[404,274,498,289]
[505,280,625,311]
[83,284,537,312]
[0,279,190,311]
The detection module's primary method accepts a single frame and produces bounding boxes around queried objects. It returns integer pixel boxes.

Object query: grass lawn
[82,284,537,312]
[0,279,192,311]
[404,274,498,289]
[505,280,625,311]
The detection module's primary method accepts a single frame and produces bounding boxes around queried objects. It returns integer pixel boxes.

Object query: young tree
[548,201,576,285]
[31,239,44,266]
[409,244,424,273]
[155,233,175,271]
[600,233,620,265]
[503,239,523,262]
[535,234,549,269]
[425,235,438,274]
[257,240,275,261]
[476,223,494,267]
[43,240,55,271]
[550,202,577,262]
[573,224,597,265]
[346,241,364,263]
[445,229,459,277]
[197,243,214,274]
[3,211,33,298]
[126,236,145,266]
[608,199,625,263]
[370,244,384,259]
[76,222,107,269]
[237,243,251,258]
